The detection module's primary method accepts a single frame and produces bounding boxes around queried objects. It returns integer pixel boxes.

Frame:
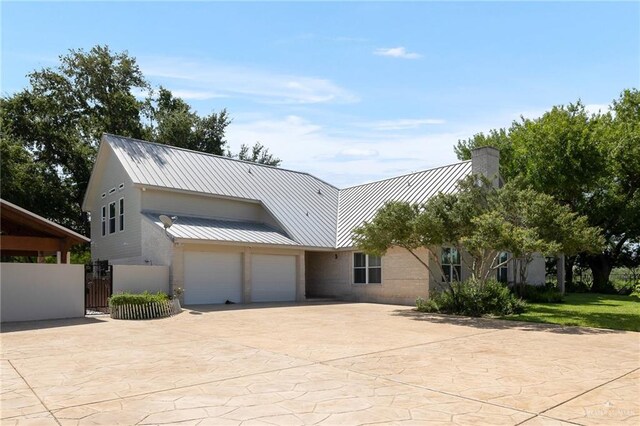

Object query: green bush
[566,280,591,293]
[516,283,564,303]
[417,279,526,317]
[109,291,169,307]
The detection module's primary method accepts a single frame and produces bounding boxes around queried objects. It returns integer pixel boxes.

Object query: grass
[503,293,640,332]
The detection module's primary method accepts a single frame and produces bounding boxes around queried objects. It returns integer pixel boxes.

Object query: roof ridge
[339,160,471,191]
[103,133,339,190]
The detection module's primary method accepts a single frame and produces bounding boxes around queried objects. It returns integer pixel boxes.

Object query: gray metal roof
[106,134,338,248]
[336,162,471,247]
[103,134,471,249]
[144,213,299,246]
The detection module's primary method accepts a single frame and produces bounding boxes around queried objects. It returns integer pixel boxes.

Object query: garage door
[184,252,242,305]
[251,255,296,302]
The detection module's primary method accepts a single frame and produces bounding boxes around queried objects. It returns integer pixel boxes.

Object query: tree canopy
[353,176,603,287]
[1,45,281,239]
[454,89,640,291]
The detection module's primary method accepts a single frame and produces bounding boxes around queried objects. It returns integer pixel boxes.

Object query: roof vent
[247,168,252,174]
[306,211,309,217]
[317,189,322,195]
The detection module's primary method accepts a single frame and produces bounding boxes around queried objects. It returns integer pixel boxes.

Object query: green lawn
[503,293,640,332]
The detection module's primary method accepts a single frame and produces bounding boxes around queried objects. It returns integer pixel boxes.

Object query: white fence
[1,263,85,322]
[112,265,169,295]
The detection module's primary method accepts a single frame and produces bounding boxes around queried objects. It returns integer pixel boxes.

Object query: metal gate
[85,260,112,313]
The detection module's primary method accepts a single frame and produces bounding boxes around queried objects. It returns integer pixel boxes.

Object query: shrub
[109,291,169,307]
[566,280,591,293]
[417,279,526,317]
[516,283,564,303]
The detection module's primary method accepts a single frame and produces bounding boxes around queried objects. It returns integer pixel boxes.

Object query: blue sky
[2,1,638,187]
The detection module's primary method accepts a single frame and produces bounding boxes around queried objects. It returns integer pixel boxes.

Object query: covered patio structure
[0,199,89,263]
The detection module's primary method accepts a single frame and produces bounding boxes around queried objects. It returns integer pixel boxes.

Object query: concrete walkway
[1,302,638,425]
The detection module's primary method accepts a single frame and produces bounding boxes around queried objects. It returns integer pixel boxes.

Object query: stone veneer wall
[306,246,432,306]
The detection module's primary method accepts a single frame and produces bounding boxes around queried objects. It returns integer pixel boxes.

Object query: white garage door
[184,252,242,305]
[251,255,296,302]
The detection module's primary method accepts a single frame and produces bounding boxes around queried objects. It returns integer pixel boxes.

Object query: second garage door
[184,252,243,305]
[251,254,296,302]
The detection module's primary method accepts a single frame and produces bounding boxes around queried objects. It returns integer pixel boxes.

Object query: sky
[2,1,639,187]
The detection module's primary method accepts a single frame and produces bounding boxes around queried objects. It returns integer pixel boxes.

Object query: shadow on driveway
[1,316,110,333]
[390,308,624,335]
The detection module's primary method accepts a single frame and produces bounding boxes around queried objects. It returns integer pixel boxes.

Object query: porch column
[557,254,566,294]
[243,247,252,303]
[296,251,306,302]
[56,251,61,264]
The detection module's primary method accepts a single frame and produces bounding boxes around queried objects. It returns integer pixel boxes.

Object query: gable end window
[442,247,461,282]
[353,253,382,284]
[109,202,116,234]
[101,206,106,237]
[119,198,125,232]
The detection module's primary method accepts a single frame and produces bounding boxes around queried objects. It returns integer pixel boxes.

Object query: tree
[1,45,149,234]
[454,90,640,292]
[148,87,231,155]
[353,176,602,292]
[1,45,282,241]
[229,142,282,166]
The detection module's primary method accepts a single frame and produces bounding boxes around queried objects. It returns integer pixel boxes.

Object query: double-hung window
[101,206,106,236]
[442,247,461,282]
[119,198,125,232]
[496,252,509,283]
[353,253,382,284]
[108,201,116,234]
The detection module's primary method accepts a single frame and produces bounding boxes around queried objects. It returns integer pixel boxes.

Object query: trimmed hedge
[109,291,169,307]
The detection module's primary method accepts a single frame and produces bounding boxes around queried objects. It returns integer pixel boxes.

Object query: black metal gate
[85,260,112,313]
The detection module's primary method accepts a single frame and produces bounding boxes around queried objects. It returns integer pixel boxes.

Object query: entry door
[184,252,243,305]
[251,254,296,302]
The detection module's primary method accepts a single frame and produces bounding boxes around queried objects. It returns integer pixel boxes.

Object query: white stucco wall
[112,265,170,295]
[526,253,547,285]
[88,144,142,263]
[0,263,85,322]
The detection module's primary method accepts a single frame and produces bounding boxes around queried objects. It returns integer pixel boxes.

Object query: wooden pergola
[0,199,90,263]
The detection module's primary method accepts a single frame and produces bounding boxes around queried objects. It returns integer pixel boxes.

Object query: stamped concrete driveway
[1,302,639,426]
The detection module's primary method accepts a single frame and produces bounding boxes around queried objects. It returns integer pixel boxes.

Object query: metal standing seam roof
[336,161,472,247]
[143,213,299,246]
[106,134,339,248]
[103,134,472,249]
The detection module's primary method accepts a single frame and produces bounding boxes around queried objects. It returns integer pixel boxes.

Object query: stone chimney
[471,146,500,187]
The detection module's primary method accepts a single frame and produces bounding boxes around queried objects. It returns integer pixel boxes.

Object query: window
[442,247,461,282]
[497,252,509,283]
[119,198,125,232]
[353,253,382,284]
[109,202,116,234]
[101,206,106,236]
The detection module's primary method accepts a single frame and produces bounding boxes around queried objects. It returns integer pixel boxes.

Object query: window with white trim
[109,201,116,234]
[441,247,461,282]
[497,252,508,283]
[101,206,106,236]
[353,253,382,284]
[119,198,125,232]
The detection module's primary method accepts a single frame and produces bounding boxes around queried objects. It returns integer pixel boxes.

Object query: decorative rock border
[110,299,181,320]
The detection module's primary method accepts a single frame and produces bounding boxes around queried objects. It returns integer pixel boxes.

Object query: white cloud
[373,47,422,59]
[339,148,379,158]
[226,114,464,188]
[366,118,446,130]
[584,103,611,115]
[139,57,358,105]
[170,89,228,101]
